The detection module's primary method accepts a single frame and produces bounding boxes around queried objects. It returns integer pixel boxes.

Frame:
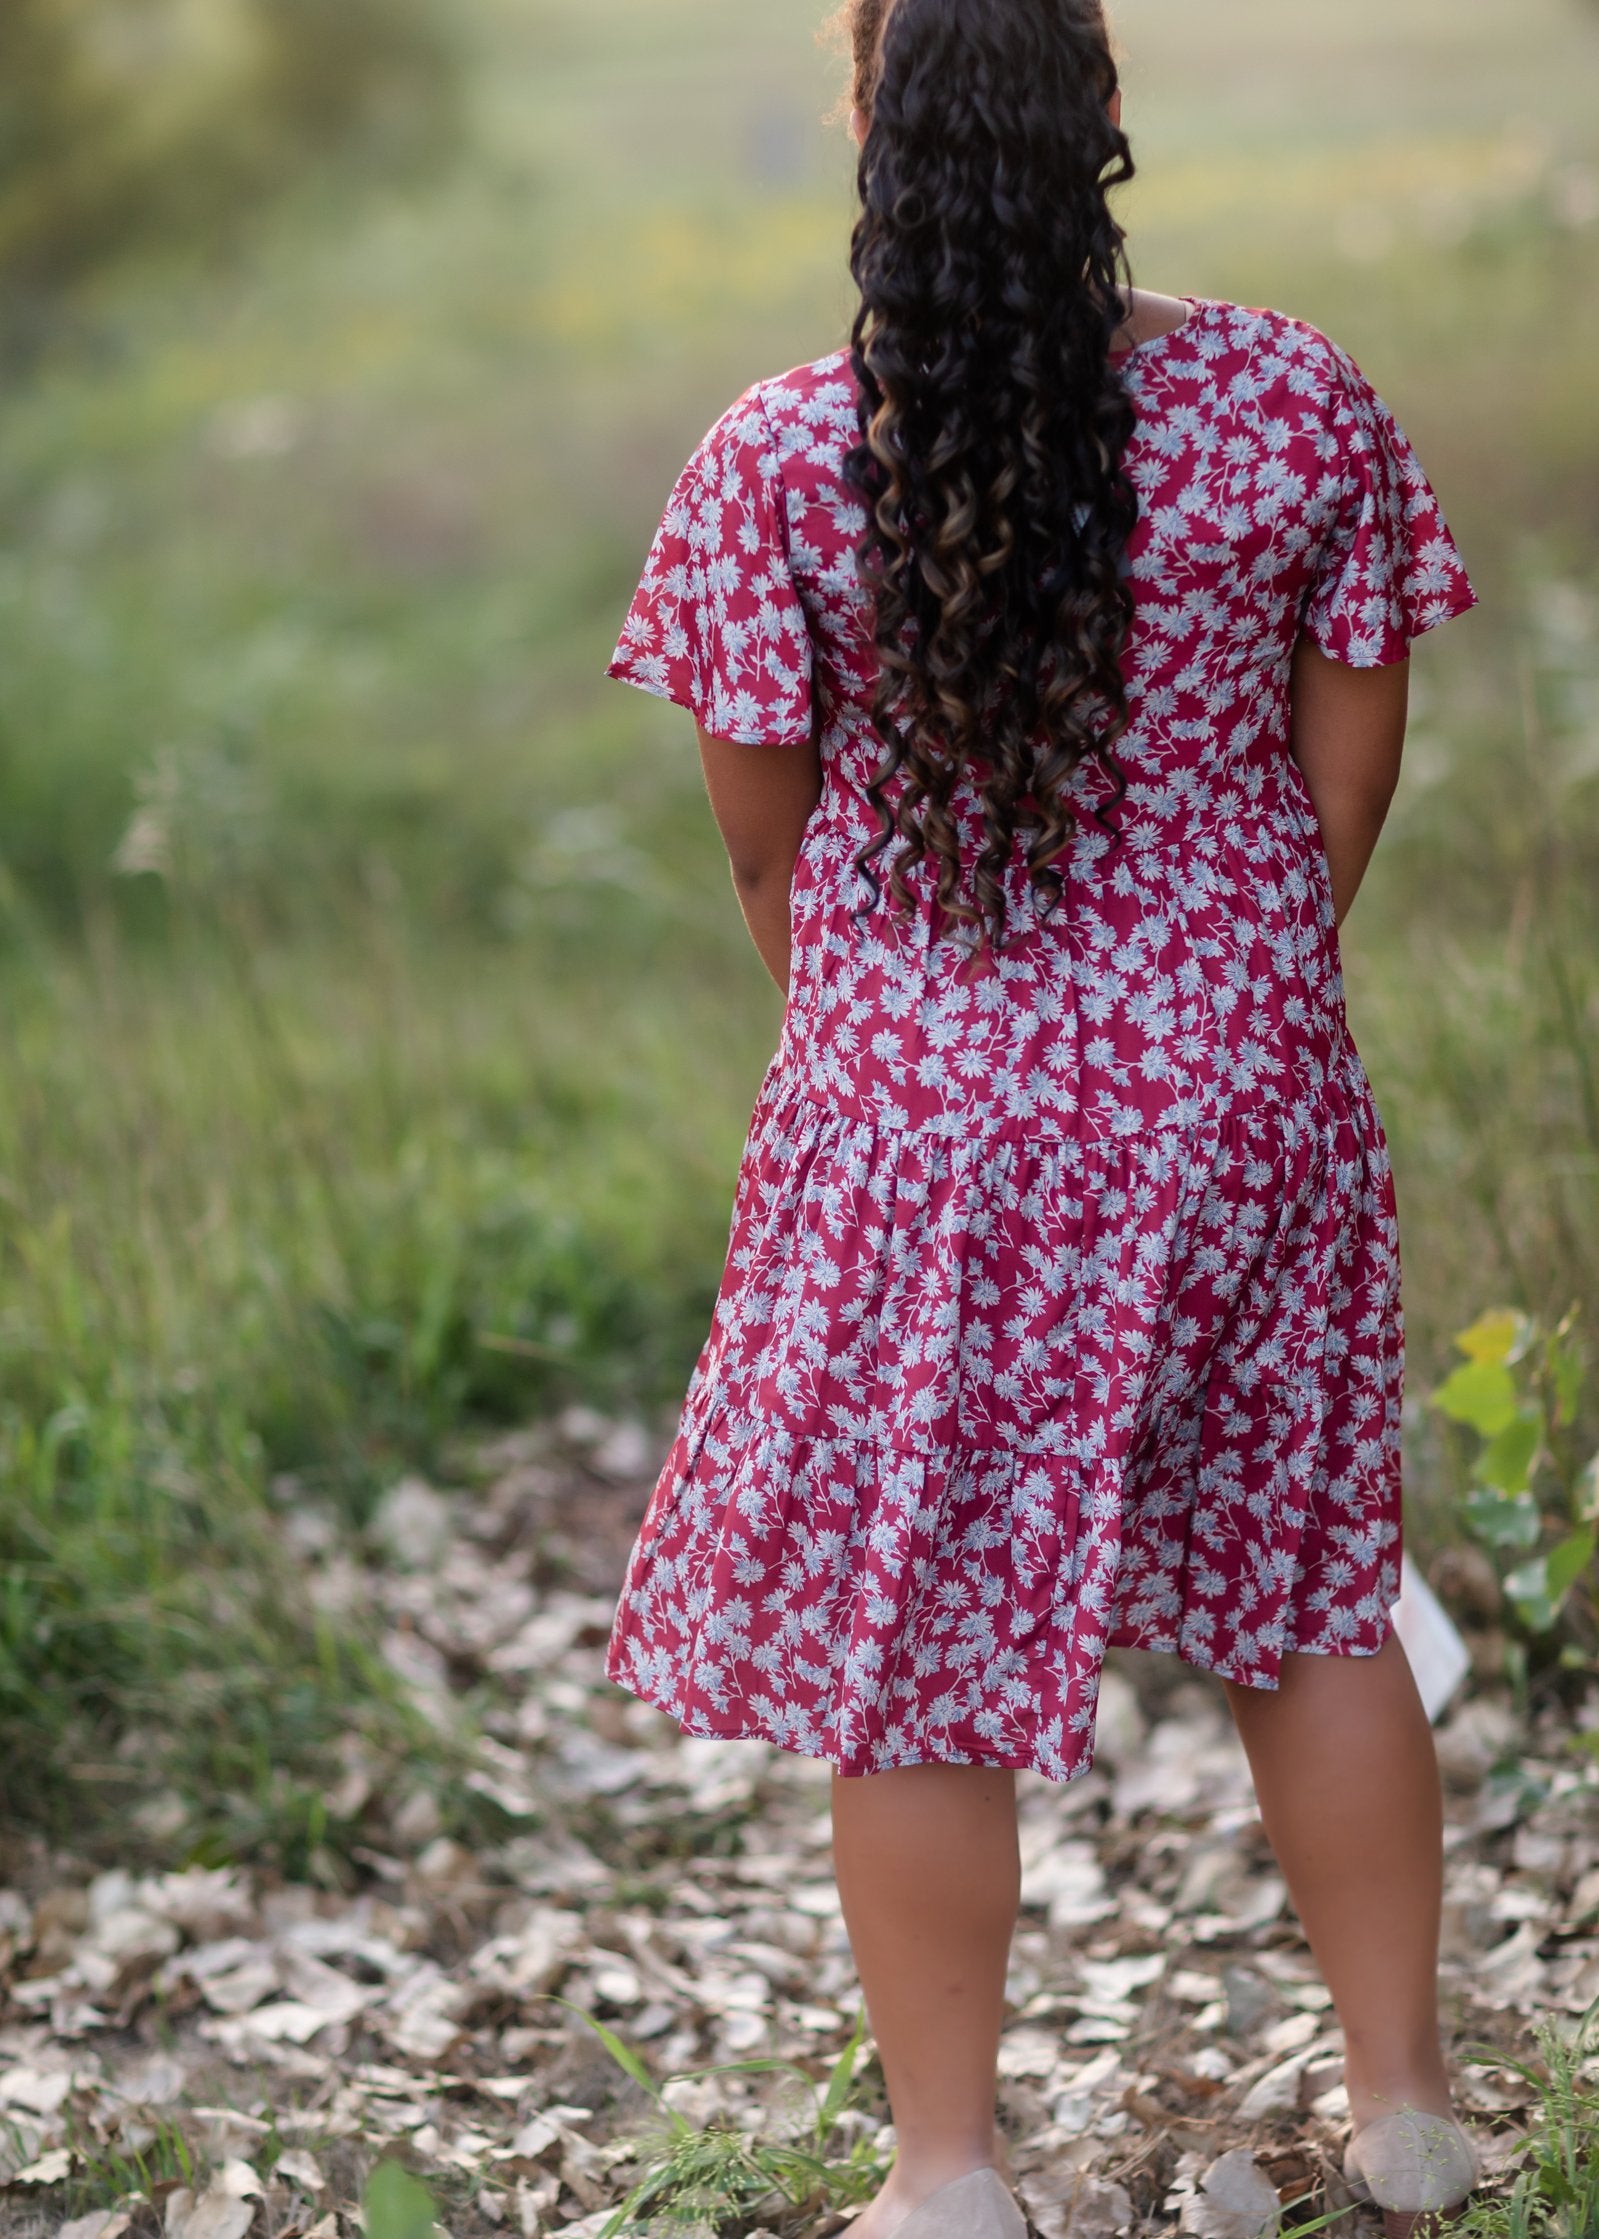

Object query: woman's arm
[1288,635,1411,926]
[696,726,825,992]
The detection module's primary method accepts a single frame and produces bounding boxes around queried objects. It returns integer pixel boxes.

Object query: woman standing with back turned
[602,3,1484,2233]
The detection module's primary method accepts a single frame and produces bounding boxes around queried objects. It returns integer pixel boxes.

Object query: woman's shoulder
[738,349,859,445]
[1182,297,1376,405]
[678,350,857,487]
[1181,295,1338,364]
[669,352,859,511]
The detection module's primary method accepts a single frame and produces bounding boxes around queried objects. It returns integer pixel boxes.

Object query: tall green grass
[0,881,771,1853]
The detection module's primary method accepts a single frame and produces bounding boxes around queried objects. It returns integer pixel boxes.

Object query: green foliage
[1431,1309,1599,1657]
[0,1370,457,1866]
[54,2118,194,2218]
[1282,2001,1599,2239]
[557,2003,887,2237]
[364,2160,442,2239]
[0,0,460,317]
[0,903,738,1857]
[1441,2002,1599,2237]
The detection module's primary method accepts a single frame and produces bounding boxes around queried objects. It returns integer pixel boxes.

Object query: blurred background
[1,0,1597,1868]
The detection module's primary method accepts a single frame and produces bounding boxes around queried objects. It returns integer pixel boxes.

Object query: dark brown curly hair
[835,0,1140,961]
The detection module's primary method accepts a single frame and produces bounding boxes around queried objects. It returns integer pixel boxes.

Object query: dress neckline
[818,294,1212,384]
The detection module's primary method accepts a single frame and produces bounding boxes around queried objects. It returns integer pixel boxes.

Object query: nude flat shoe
[1342,2105,1482,2238]
[891,2166,1027,2239]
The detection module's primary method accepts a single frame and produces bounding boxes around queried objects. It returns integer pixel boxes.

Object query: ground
[1,1412,1593,2239]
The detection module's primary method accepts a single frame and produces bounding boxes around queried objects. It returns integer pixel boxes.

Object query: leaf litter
[1,1409,1595,2239]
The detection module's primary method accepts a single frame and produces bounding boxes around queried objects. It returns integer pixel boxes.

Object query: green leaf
[1461,1485,1542,1550]
[1432,1359,1519,1437]
[363,2162,439,2239]
[547,1997,687,2130]
[1576,1452,1599,1526]
[1504,1554,1556,1632]
[1545,1524,1597,1607]
[1279,2202,1370,2239]
[1453,1309,1531,1368]
[818,2007,869,2141]
[678,2058,809,2081]
[1549,1320,1585,1427]
[600,2164,679,2239]
[1475,1408,1544,1495]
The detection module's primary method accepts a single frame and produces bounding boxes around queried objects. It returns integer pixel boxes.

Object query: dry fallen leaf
[57,2213,134,2239]
[274,2148,326,2195]
[10,2146,76,2185]
[1023,2165,1136,2238]
[1176,2149,1282,2238]
[163,2180,257,2239]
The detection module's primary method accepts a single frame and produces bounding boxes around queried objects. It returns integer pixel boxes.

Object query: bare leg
[831,1763,1019,2236]
[1221,1631,1454,2130]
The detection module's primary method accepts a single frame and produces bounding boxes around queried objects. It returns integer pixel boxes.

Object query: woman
[603,2,1483,2232]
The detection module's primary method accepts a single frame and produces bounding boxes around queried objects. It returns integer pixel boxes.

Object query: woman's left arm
[697,727,825,993]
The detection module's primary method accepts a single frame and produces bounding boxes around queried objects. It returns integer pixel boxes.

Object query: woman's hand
[696,725,825,993]
[1288,636,1411,927]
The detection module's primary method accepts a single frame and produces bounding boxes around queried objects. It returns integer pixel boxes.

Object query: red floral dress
[602,296,1477,1781]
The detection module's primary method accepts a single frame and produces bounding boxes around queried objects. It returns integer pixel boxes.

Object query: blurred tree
[0,0,460,343]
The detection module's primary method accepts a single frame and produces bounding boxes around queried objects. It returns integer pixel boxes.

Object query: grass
[1281,2004,1599,2237]
[1440,2007,1599,2238]
[561,2002,888,2237]
[49,2117,196,2223]
[44,2129,443,2239]
[0,0,1597,1859]
[0,897,756,1857]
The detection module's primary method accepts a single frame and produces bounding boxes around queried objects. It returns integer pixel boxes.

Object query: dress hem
[604,1608,1399,1786]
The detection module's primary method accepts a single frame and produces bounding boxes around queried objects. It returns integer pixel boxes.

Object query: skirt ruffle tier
[606,1056,1403,1782]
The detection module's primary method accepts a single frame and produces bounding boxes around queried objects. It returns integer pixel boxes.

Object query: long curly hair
[834,0,1140,961]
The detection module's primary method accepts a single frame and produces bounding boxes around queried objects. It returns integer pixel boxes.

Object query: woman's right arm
[1287,635,1411,928]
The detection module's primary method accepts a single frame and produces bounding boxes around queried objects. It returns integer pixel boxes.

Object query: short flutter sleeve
[607,385,815,745]
[1302,343,1478,668]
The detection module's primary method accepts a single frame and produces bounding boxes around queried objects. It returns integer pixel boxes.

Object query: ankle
[883,2133,1003,2204]
[1344,2064,1456,2130]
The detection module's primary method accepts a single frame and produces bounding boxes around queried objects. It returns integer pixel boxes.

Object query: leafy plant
[1438,1998,1599,2236]
[1430,1308,1598,1660]
[555,2001,887,2237]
